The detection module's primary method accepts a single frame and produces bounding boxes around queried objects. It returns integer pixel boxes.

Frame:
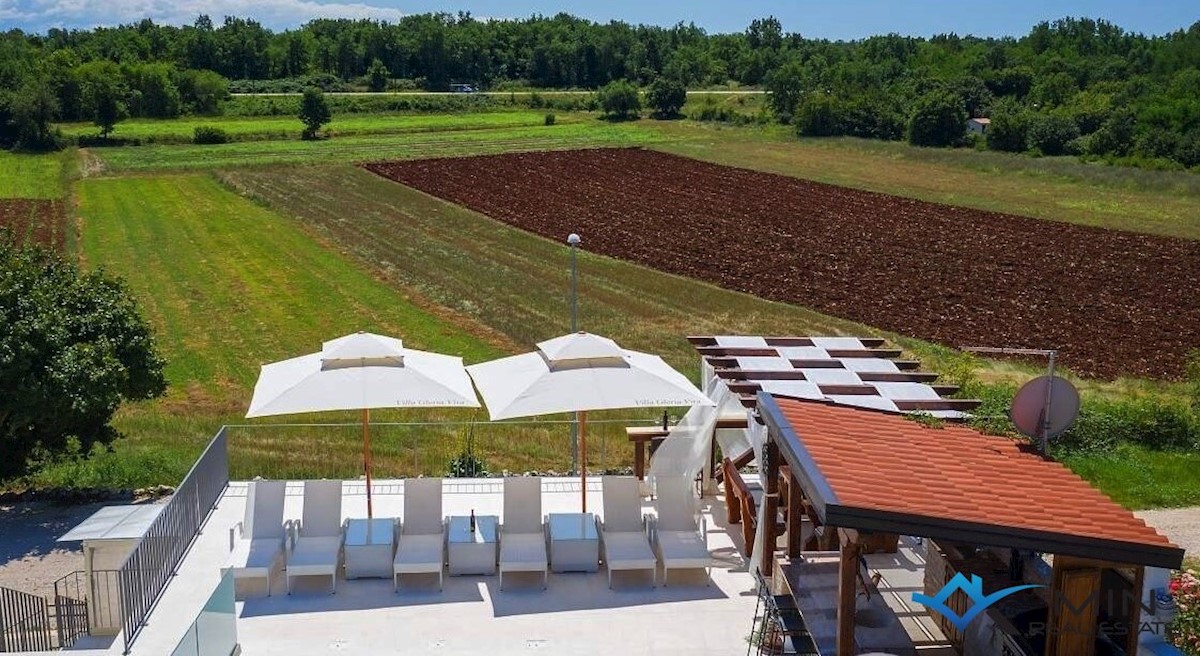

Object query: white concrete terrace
[69,477,759,656]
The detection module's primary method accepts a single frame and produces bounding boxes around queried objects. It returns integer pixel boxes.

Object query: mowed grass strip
[654,125,1200,241]
[0,150,69,198]
[221,164,874,378]
[92,120,663,172]
[58,110,573,143]
[57,173,504,486]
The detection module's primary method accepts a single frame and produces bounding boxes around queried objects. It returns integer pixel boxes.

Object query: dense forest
[2,13,1199,168]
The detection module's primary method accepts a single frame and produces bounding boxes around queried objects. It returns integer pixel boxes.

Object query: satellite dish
[1010,375,1080,440]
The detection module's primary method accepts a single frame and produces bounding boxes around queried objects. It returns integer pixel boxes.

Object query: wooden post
[1127,566,1145,656]
[363,408,373,519]
[761,440,780,576]
[1047,555,1101,656]
[786,470,803,557]
[580,410,588,513]
[837,528,861,656]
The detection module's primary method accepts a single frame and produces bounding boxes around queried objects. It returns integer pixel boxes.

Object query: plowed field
[0,199,66,251]
[366,148,1200,380]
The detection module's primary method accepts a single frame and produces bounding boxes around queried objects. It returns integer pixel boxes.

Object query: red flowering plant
[1170,569,1200,655]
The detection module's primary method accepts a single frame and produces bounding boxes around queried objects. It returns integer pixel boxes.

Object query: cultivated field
[0,199,66,251]
[367,148,1200,380]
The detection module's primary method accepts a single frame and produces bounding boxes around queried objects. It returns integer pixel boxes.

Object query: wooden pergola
[755,394,1184,656]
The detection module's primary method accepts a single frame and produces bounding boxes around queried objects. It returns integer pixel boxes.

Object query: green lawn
[1062,444,1200,509]
[90,120,664,172]
[0,150,69,198]
[59,110,573,143]
[35,173,509,487]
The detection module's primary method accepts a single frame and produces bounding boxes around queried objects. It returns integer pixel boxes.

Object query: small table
[548,513,599,573]
[447,515,498,575]
[344,518,395,579]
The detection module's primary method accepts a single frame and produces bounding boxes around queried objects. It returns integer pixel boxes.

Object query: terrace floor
[69,478,761,656]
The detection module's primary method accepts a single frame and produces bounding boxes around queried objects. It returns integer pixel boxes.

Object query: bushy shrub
[543,113,556,126]
[447,450,488,478]
[597,79,641,120]
[987,108,1030,152]
[192,125,228,144]
[1052,397,1198,454]
[908,90,966,147]
[1027,113,1080,156]
[647,77,687,118]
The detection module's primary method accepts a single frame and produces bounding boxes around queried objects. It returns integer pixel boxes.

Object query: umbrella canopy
[468,332,712,420]
[467,332,713,510]
[247,332,479,417]
[246,332,479,516]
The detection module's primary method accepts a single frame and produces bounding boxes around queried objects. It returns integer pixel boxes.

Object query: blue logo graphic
[912,573,1043,631]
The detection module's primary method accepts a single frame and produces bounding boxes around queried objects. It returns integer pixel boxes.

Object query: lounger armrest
[228,521,244,551]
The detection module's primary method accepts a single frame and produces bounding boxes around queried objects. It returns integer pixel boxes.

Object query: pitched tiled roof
[762,395,1183,569]
[689,335,979,418]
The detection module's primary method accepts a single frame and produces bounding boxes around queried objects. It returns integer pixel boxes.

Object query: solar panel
[689,335,980,419]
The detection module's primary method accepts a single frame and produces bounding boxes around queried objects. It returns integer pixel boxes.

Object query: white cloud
[0,0,409,31]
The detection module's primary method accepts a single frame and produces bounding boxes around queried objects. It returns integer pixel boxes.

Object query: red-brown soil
[0,199,66,252]
[365,148,1200,380]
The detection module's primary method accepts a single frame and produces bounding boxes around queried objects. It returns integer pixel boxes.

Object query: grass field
[90,120,664,172]
[0,150,70,198]
[6,112,1197,510]
[31,173,517,487]
[58,110,573,143]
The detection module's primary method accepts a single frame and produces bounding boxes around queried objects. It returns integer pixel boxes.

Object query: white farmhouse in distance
[966,117,991,136]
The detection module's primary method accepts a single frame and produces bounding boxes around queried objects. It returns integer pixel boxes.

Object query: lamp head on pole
[567,233,581,247]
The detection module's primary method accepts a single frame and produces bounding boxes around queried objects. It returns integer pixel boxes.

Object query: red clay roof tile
[772,397,1177,551]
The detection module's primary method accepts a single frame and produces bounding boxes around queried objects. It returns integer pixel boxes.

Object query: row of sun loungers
[224,475,711,596]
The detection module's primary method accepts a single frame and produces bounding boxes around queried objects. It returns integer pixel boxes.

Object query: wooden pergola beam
[837,528,861,656]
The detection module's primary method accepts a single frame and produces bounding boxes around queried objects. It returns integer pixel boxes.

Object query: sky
[1,0,1197,38]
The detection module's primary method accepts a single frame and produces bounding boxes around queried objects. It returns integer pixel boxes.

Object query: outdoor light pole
[568,233,582,474]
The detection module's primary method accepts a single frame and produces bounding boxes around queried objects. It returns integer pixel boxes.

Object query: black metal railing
[118,428,229,654]
[0,585,53,652]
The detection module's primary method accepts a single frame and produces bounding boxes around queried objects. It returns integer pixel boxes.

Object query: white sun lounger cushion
[394,534,443,574]
[714,335,768,347]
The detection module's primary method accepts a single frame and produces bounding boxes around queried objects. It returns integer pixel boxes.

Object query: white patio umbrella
[246,332,480,517]
[466,332,713,511]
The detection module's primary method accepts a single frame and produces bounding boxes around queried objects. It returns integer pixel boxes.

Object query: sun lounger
[650,476,711,586]
[226,479,287,597]
[599,476,657,588]
[286,480,345,594]
[498,477,547,590]
[394,478,445,591]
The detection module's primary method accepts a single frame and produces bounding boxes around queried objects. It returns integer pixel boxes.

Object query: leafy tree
[764,58,806,122]
[1087,112,1135,156]
[597,79,641,120]
[298,86,331,139]
[0,234,166,478]
[10,79,60,151]
[986,102,1031,152]
[1027,113,1081,155]
[908,90,966,147]
[366,58,390,92]
[176,69,229,115]
[78,62,128,138]
[646,77,687,118]
[794,93,843,136]
[124,63,181,118]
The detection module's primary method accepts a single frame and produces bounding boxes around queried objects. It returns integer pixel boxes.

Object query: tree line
[1,13,1198,167]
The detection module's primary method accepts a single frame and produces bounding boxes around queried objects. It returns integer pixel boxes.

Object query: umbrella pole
[363,408,373,519]
[580,411,588,513]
